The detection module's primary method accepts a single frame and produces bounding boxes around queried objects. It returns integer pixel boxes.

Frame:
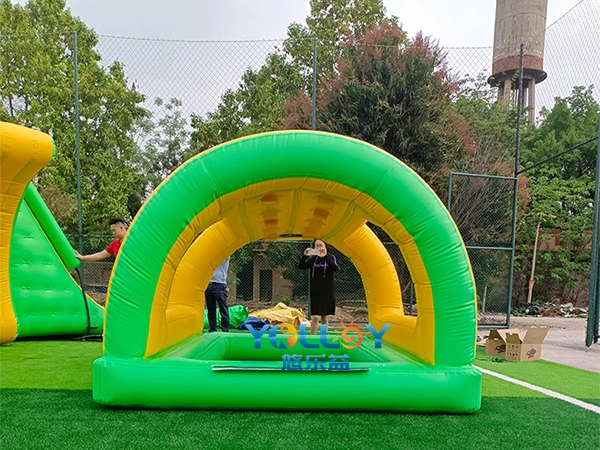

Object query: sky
[56,0,581,47]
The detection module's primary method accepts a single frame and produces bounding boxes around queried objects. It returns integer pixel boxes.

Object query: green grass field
[1,341,599,450]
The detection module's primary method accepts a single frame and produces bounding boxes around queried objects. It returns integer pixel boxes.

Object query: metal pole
[307,265,311,320]
[587,121,600,347]
[72,31,95,339]
[311,37,317,131]
[514,44,525,182]
[506,44,525,328]
[308,39,317,320]
[73,31,83,253]
[449,172,517,181]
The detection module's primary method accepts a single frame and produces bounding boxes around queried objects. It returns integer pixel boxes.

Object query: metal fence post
[311,37,317,131]
[73,31,83,254]
[307,38,317,318]
[587,121,600,346]
[506,43,525,328]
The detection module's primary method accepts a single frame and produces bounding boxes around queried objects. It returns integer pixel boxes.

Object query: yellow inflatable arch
[94,131,481,412]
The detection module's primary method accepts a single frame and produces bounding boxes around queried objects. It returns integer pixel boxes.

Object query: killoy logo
[245,321,391,350]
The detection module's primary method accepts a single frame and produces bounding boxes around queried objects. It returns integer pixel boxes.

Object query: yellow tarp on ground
[249,302,308,326]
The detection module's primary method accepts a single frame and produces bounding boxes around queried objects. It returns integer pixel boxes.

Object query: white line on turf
[476,366,600,415]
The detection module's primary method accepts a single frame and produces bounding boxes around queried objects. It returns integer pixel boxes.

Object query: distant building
[234,246,294,303]
[488,0,548,123]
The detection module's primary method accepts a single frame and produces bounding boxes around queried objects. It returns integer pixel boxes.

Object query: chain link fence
[520,0,599,343]
[65,235,115,306]
[533,0,600,115]
[447,173,516,327]
[75,236,415,326]
[96,36,284,122]
[2,1,598,329]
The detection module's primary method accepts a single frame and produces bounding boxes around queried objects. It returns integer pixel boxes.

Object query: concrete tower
[488,0,548,122]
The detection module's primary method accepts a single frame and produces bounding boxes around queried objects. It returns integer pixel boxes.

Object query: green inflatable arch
[94,131,481,412]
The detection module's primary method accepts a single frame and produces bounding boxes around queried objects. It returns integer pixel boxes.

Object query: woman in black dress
[298,239,339,334]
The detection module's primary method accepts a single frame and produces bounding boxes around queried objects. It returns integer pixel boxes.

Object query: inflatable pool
[93,131,481,412]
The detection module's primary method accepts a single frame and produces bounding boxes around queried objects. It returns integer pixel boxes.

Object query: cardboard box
[485,328,521,355]
[505,327,548,362]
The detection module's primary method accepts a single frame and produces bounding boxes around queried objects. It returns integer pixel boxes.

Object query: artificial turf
[0,341,98,389]
[475,346,600,405]
[1,341,599,450]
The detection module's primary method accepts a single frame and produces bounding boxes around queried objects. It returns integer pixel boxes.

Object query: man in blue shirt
[206,257,230,332]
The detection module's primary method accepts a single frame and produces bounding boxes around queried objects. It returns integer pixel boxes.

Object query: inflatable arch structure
[0,122,104,343]
[94,131,481,412]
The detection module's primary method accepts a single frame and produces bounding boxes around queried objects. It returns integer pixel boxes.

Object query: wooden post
[482,285,488,313]
[527,220,542,304]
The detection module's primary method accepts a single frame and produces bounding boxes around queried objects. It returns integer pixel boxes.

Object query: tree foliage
[515,87,599,303]
[134,97,190,197]
[454,74,517,175]
[188,54,304,154]
[285,22,469,189]
[283,0,388,85]
[189,0,390,155]
[4,0,595,309]
[449,75,523,244]
[0,0,148,233]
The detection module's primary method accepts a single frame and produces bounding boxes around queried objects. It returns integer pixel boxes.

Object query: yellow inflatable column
[146,219,239,356]
[0,123,55,343]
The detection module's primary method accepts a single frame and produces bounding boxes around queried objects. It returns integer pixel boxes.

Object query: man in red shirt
[75,218,128,261]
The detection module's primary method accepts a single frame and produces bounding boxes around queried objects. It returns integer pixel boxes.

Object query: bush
[511,300,544,316]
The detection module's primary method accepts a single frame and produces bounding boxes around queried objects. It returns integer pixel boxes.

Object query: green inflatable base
[93,333,482,413]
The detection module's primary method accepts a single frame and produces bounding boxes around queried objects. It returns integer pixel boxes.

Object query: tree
[283,0,389,86]
[189,0,390,155]
[450,74,524,246]
[38,184,77,226]
[283,22,480,306]
[522,86,599,179]
[515,87,599,304]
[285,23,469,189]
[188,53,305,154]
[453,74,517,175]
[0,0,148,233]
[135,97,190,197]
